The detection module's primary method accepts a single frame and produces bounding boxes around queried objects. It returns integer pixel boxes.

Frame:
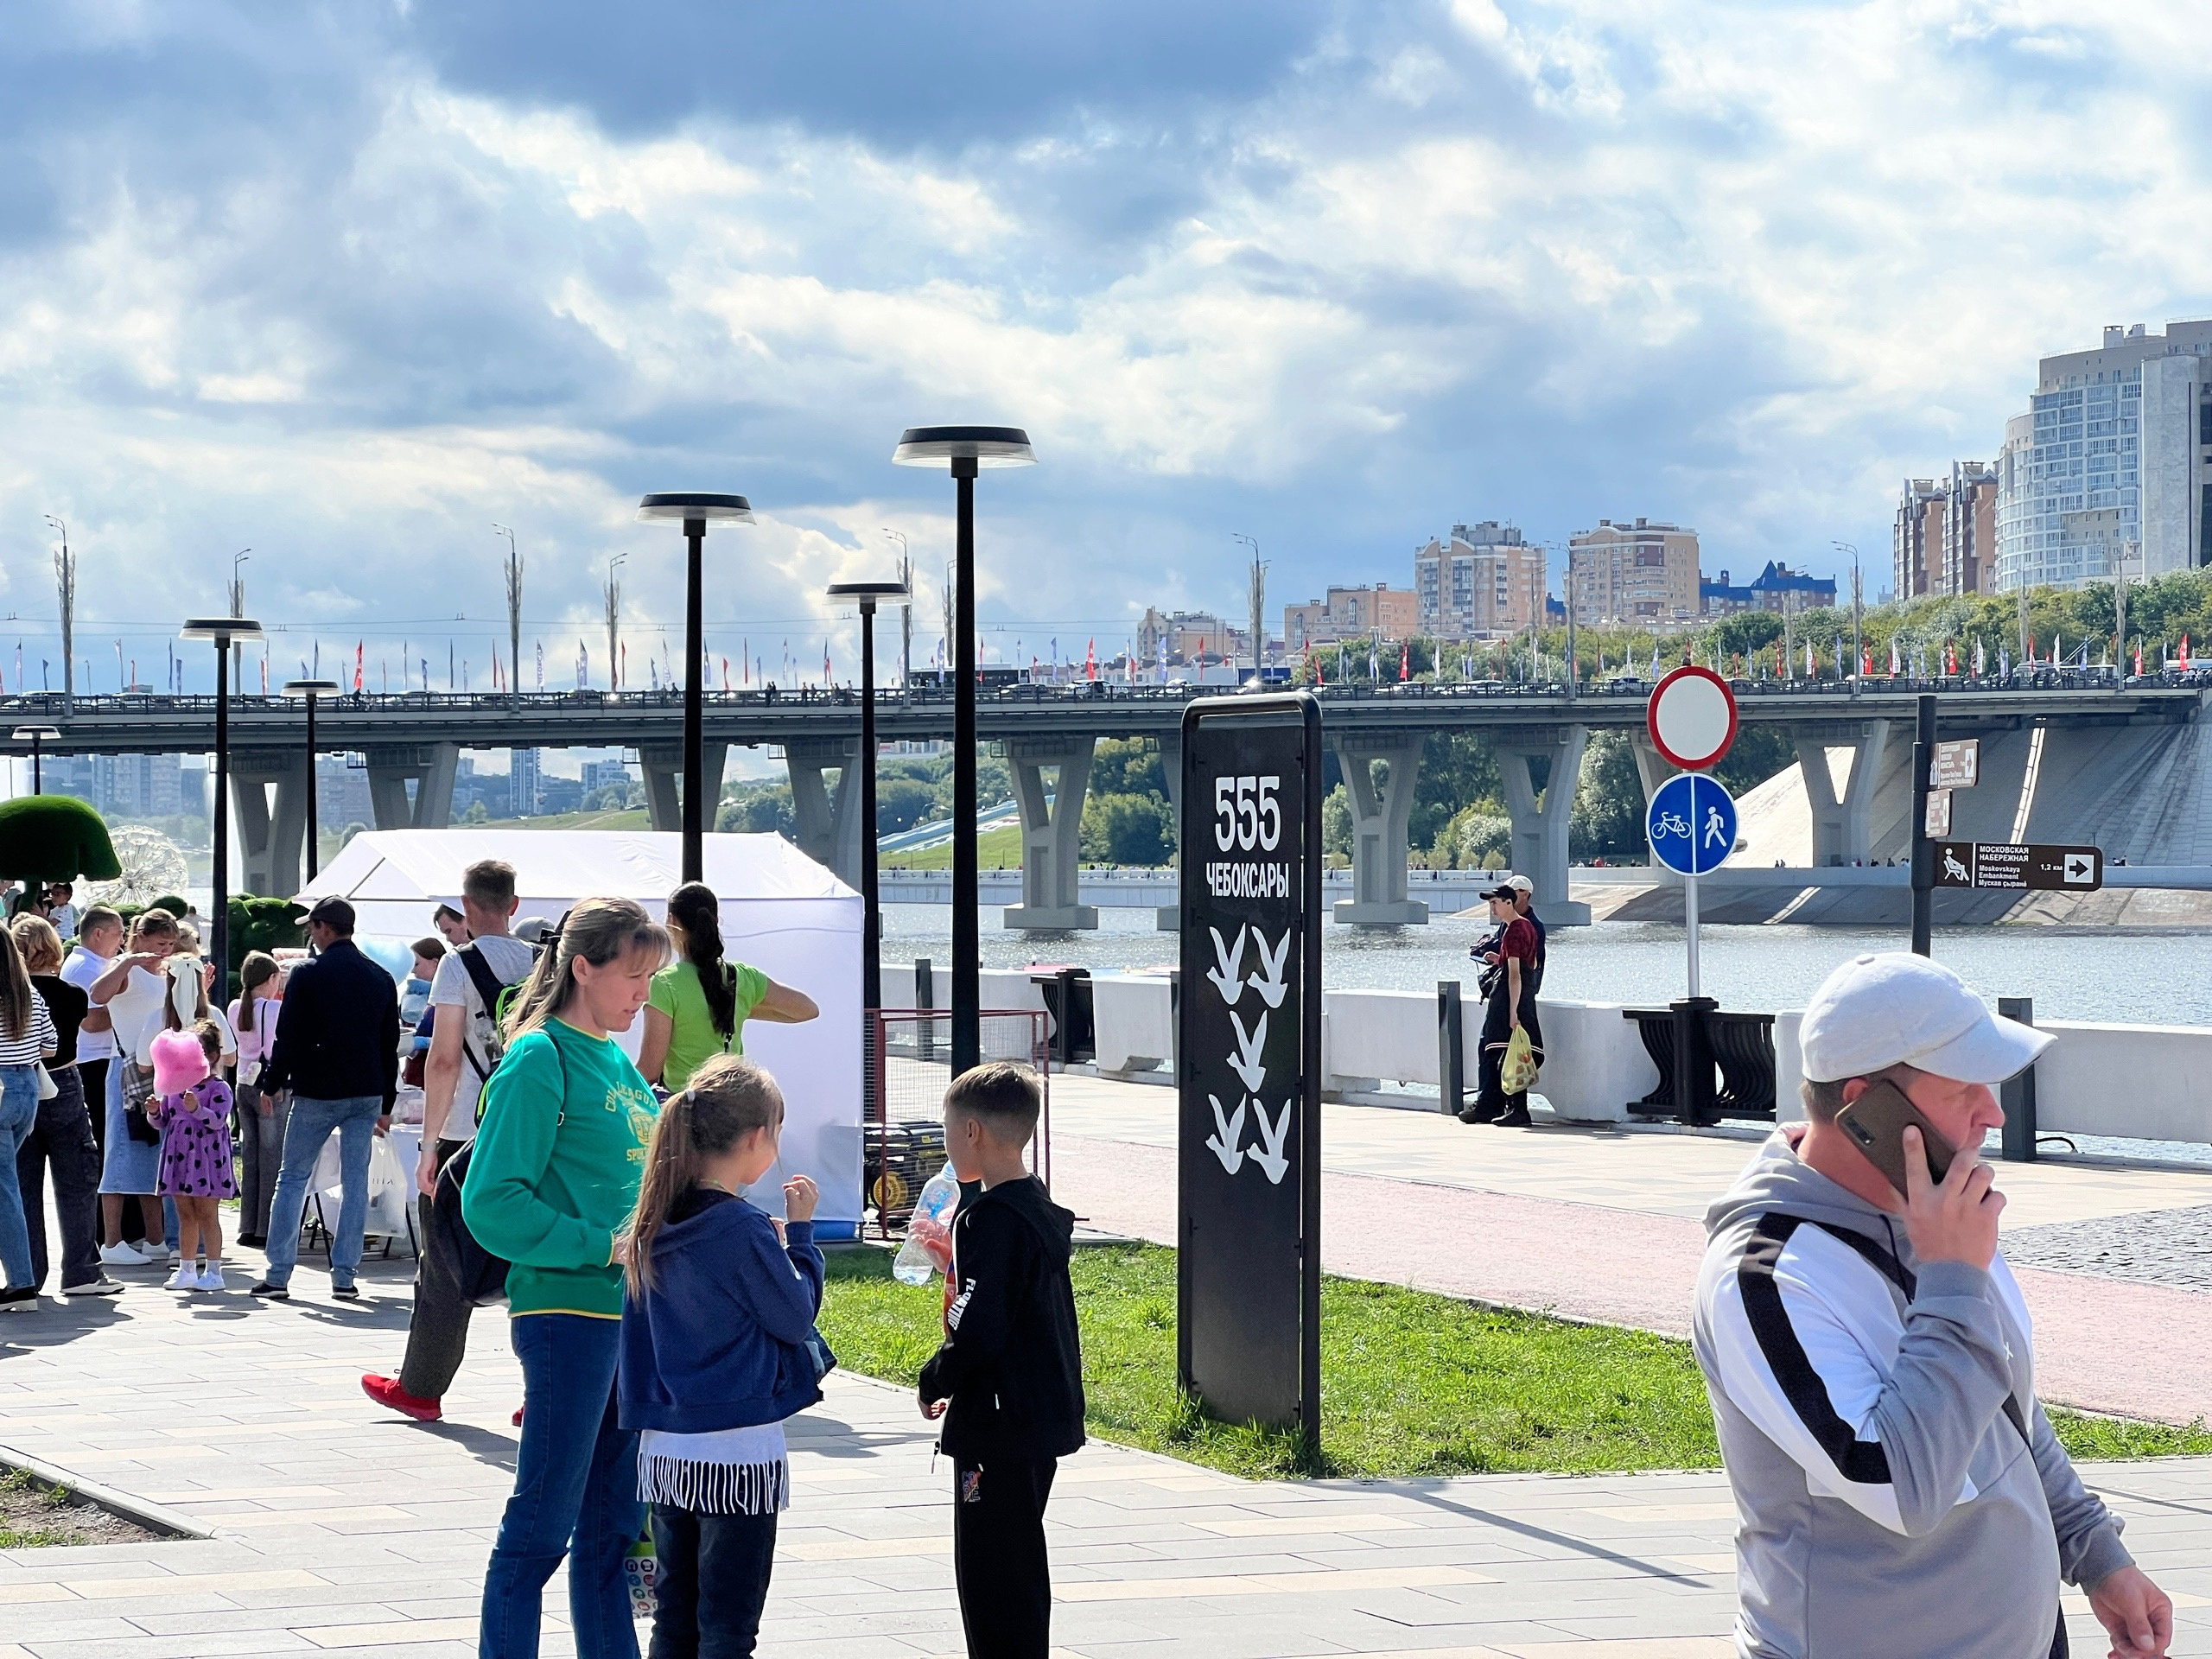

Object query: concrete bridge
[5,679,2199,926]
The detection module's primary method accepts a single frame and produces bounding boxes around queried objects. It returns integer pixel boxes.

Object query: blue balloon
[1646,773,1738,876]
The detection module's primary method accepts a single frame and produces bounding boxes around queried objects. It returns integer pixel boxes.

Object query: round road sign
[1646,772,1738,876]
[1647,665,1738,772]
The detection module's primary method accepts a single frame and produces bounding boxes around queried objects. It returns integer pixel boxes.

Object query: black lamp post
[11,726,60,794]
[891,426,1035,1073]
[283,679,340,882]
[637,493,754,882]
[182,615,266,996]
[826,579,911,1021]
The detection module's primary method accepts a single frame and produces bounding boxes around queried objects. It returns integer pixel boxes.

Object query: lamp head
[181,616,265,645]
[637,493,753,525]
[11,726,60,743]
[827,579,912,615]
[283,679,342,698]
[891,425,1035,469]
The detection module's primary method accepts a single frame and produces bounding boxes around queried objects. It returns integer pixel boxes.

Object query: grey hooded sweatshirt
[1693,1130,2131,1658]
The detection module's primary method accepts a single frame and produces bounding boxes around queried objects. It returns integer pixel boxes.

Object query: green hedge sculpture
[0,797,121,883]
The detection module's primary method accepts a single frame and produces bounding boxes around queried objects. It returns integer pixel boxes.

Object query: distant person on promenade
[252,898,400,1302]
[228,951,287,1249]
[1694,953,2172,1659]
[462,898,667,1659]
[10,916,115,1297]
[364,861,535,1421]
[638,882,817,1092]
[88,908,181,1266]
[0,925,60,1309]
[1461,882,1541,1128]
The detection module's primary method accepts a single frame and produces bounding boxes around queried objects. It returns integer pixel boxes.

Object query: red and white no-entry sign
[1647,665,1738,772]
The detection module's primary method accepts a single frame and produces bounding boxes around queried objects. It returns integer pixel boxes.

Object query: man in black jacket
[918,1062,1084,1659]
[251,898,400,1302]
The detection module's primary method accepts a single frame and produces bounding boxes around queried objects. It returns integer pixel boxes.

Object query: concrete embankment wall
[882,966,2212,1151]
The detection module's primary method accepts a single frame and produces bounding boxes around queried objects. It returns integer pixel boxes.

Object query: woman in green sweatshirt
[464,897,668,1659]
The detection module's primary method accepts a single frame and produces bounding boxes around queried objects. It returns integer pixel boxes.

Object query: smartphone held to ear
[1834,1080,1958,1198]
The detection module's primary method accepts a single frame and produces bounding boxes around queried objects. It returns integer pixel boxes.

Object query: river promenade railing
[880,964,2212,1154]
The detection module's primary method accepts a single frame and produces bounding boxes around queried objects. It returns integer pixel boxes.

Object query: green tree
[461,800,490,824]
[718,783,794,836]
[1090,737,1166,798]
[875,777,938,834]
[1321,783,1353,861]
[1079,793,1173,866]
[1409,734,1502,852]
[1569,730,1646,861]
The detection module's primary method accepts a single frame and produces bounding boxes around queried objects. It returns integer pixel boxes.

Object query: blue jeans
[261,1095,384,1287]
[0,1065,39,1287]
[480,1313,643,1659]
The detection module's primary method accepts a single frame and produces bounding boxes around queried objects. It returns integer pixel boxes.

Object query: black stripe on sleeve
[1738,1213,1893,1485]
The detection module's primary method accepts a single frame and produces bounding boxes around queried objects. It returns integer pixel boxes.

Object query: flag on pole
[536,642,544,690]
[2183,633,2193,671]
[1085,639,1097,681]
[355,642,365,692]
[823,639,832,683]
[721,657,729,691]
[1400,640,1409,682]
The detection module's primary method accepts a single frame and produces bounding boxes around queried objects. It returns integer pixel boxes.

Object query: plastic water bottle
[893,1164,960,1286]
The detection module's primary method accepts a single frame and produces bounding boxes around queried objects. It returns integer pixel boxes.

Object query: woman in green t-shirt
[463,896,669,1659]
[638,882,817,1091]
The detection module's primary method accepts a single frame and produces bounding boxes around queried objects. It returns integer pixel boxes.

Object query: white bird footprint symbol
[1205,1095,1246,1174]
[1248,928,1290,1009]
[1249,1099,1292,1184]
[1205,925,1247,1005]
[1227,1007,1268,1092]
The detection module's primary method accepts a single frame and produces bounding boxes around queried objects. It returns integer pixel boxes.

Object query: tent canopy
[296,828,855,931]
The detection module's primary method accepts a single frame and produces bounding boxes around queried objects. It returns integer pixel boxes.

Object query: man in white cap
[1694,952,2171,1658]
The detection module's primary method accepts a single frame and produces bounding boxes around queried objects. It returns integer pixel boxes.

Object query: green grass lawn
[880,822,1026,871]
[819,1243,2212,1481]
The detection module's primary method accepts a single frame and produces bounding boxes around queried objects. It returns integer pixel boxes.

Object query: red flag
[354,642,364,692]
[1085,639,1096,680]
[1399,640,1409,681]
[2183,633,2193,671]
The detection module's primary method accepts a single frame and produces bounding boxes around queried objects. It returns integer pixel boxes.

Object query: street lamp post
[892,426,1035,1075]
[182,614,266,997]
[636,493,754,882]
[827,581,911,1029]
[283,679,340,881]
[11,726,60,794]
[1832,541,1861,699]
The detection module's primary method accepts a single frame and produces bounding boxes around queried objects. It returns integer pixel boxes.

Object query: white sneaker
[99,1242,150,1268]
[163,1265,197,1291]
[195,1264,226,1292]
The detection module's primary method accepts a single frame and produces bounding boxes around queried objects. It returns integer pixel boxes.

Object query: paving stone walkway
[2004,1204,2212,1292]
[3,1260,2209,1658]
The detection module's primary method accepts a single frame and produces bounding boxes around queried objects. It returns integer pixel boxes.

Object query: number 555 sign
[1179,692,1322,1440]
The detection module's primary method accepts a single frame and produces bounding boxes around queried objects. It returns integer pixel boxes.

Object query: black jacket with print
[918,1175,1086,1460]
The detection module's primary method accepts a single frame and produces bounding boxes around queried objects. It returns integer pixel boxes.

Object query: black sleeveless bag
[427,1041,564,1307]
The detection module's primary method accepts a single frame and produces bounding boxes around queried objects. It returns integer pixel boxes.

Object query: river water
[881,905,2212,1026]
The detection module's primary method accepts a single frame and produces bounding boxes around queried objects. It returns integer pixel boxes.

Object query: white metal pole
[1685,776,1702,998]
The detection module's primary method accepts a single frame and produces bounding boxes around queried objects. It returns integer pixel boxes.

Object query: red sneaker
[361,1375,442,1422]
[512,1405,524,1427]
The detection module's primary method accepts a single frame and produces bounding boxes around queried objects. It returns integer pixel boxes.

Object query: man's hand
[919,1395,947,1421]
[2088,1566,2173,1657]
[416,1149,439,1196]
[374,1114,391,1137]
[1898,1126,2003,1269]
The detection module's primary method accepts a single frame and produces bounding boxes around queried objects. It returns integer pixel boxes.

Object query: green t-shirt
[461,1019,659,1319]
[647,958,771,1089]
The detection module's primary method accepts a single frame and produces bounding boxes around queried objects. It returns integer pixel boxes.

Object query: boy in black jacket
[918,1061,1084,1659]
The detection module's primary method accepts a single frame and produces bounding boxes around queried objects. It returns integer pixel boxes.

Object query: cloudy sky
[2,0,2208,697]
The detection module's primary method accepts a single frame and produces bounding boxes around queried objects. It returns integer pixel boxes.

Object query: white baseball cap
[1799,952,2051,1084]
[1504,874,1534,896]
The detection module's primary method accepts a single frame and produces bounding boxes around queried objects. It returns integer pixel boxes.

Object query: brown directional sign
[1933,841,2101,892]
[1923,788,1953,838]
[1929,739,1980,789]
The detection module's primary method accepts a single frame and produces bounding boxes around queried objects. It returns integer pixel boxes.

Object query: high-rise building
[581,758,633,798]
[1413,523,1547,639]
[1893,477,1946,599]
[1567,519,1701,629]
[315,757,372,832]
[1135,609,1232,665]
[1995,320,2212,589]
[1892,464,1995,599]
[511,747,542,817]
[1281,584,1417,652]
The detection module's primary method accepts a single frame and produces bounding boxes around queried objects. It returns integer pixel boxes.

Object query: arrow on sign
[1228,1008,1269,1092]
[1249,1099,1292,1185]
[1205,1095,1247,1174]
[2063,852,2095,885]
[1205,925,1248,1005]
[1248,927,1291,1009]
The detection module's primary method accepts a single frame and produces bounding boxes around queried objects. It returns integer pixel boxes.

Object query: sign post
[1645,666,1739,998]
[1178,692,1323,1444]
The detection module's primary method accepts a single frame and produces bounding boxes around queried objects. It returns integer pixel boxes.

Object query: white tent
[296,829,865,1236]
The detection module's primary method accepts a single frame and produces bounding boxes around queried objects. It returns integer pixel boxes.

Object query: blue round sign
[1647,772,1738,875]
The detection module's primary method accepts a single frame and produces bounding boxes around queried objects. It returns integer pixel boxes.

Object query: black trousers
[952,1456,1058,1659]
[399,1136,475,1400]
[16,1067,103,1292]
[1471,988,1544,1118]
[648,1504,777,1659]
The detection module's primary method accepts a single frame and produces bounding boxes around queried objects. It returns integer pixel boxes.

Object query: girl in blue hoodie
[620,1053,824,1659]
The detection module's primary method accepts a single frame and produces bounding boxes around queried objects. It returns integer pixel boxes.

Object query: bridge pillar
[232,750,309,899]
[1494,725,1593,925]
[1793,722,1892,868]
[780,739,860,887]
[1004,734,1097,932]
[1154,729,1182,931]
[1332,732,1427,927]
[639,743,731,841]
[365,743,459,830]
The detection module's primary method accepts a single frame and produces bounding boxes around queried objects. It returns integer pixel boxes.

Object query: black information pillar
[1177,693,1322,1441]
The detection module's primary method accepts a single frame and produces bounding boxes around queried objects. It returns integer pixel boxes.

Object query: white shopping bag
[362,1134,412,1240]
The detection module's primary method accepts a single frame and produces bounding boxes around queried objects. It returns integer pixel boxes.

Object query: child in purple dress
[148,1021,237,1292]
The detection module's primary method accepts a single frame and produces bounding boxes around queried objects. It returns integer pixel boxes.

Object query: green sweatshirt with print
[461,1020,660,1319]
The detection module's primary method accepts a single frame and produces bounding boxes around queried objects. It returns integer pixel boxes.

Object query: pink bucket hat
[149,1027,211,1096]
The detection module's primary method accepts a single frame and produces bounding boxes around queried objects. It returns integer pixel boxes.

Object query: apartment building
[1281,583,1419,651]
[1412,523,1548,639]
[1567,519,1700,629]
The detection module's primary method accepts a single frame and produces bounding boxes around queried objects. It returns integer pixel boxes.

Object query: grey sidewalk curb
[0,1441,213,1540]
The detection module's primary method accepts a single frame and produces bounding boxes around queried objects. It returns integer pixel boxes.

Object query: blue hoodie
[620,1186,826,1434]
